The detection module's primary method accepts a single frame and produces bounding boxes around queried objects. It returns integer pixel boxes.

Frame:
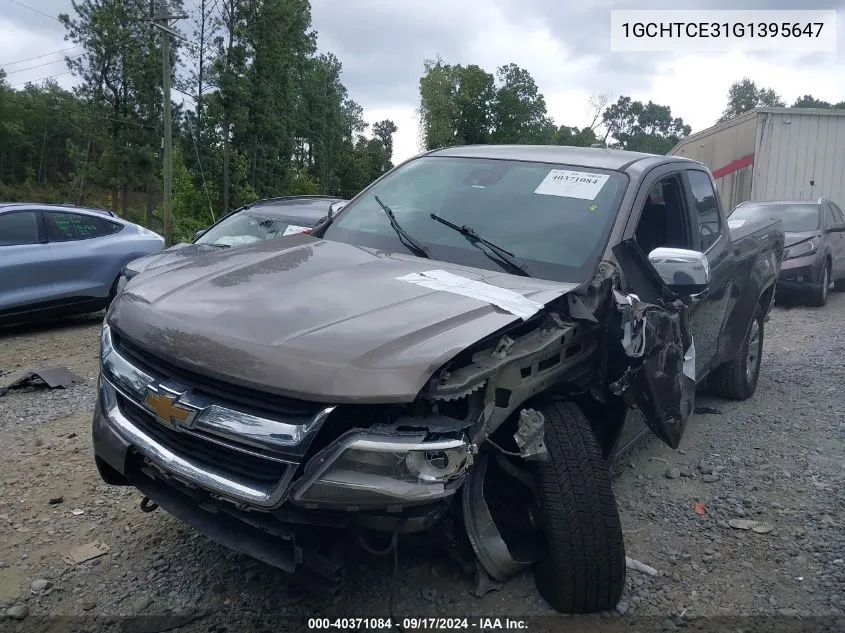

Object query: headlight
[783,239,817,260]
[101,323,113,361]
[291,431,472,509]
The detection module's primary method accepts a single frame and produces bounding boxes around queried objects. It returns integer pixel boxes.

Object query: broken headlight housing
[290,431,472,509]
[783,239,817,260]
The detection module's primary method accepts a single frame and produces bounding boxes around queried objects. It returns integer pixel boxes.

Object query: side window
[823,203,837,228]
[687,170,722,251]
[831,203,845,224]
[633,174,691,255]
[0,211,40,246]
[45,212,120,242]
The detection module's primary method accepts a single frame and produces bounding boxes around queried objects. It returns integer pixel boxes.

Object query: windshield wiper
[374,196,431,259]
[429,213,532,277]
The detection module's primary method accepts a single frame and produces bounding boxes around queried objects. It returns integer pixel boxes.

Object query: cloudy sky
[2,0,844,164]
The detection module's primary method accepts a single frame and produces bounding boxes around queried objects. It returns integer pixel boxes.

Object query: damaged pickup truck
[93,145,784,614]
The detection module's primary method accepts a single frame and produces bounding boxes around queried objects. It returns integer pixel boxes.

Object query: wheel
[808,262,830,307]
[532,400,625,613]
[709,304,764,400]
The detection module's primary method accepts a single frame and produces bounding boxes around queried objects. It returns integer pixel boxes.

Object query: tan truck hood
[108,235,578,403]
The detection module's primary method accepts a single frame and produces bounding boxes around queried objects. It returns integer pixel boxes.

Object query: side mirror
[194,229,207,240]
[648,247,710,293]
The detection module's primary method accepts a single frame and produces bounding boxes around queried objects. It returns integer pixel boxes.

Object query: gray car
[729,198,845,306]
[0,203,165,325]
[117,196,348,292]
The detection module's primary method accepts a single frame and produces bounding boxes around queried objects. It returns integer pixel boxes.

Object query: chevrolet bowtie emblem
[143,388,198,427]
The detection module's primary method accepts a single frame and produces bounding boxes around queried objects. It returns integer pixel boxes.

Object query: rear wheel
[809,262,829,307]
[532,400,625,613]
[709,304,764,400]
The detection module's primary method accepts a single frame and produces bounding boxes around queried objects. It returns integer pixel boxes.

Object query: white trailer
[669,107,845,213]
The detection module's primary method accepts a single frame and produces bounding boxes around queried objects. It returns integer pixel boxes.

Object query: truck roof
[427,144,697,173]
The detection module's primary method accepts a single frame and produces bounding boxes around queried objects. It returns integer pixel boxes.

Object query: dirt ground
[0,297,843,632]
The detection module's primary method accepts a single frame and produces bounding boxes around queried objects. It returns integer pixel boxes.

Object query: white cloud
[0,19,76,90]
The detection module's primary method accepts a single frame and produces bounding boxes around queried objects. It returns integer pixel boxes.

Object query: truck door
[682,169,734,375]
[614,167,701,449]
[825,202,845,278]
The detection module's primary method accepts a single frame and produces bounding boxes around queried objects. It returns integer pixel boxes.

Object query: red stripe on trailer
[711,153,754,180]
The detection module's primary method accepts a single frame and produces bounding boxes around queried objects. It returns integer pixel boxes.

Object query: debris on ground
[31,578,52,592]
[48,496,64,505]
[63,540,110,564]
[0,366,83,397]
[694,406,723,415]
[471,561,504,597]
[728,519,774,533]
[694,502,707,516]
[5,604,29,620]
[626,556,659,576]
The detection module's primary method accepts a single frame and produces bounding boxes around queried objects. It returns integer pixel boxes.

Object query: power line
[10,70,72,87]
[4,0,62,22]
[0,46,79,68]
[3,53,85,76]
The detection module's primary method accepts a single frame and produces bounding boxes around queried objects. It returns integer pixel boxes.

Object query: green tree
[717,77,784,123]
[792,95,845,109]
[490,63,553,144]
[602,96,691,154]
[418,58,494,149]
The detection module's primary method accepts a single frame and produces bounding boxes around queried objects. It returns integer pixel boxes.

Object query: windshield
[731,203,820,233]
[322,156,627,282]
[195,210,312,246]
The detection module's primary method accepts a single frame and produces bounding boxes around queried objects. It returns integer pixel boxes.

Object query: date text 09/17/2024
[307,618,529,630]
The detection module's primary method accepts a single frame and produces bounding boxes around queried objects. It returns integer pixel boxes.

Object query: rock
[698,462,714,475]
[662,617,679,631]
[421,587,437,601]
[6,604,29,620]
[132,595,153,613]
[680,468,694,478]
[616,600,629,615]
[82,601,97,611]
[778,608,799,617]
[702,474,721,483]
[665,467,681,480]
[31,578,52,592]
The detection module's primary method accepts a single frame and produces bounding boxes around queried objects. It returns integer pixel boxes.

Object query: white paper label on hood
[214,235,260,246]
[728,218,745,229]
[396,269,545,321]
[283,224,311,236]
[534,169,610,200]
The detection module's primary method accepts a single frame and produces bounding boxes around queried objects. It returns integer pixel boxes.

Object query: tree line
[0,0,397,241]
[417,59,845,156]
[2,4,844,243]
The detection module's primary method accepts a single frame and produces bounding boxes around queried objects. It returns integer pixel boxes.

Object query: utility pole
[148,4,187,246]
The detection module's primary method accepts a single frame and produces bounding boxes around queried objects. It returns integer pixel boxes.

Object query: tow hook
[139,496,159,513]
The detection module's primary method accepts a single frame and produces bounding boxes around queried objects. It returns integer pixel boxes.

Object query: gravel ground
[0,297,843,631]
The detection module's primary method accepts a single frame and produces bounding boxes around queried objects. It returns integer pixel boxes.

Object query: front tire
[709,304,764,400]
[809,262,830,307]
[532,400,625,613]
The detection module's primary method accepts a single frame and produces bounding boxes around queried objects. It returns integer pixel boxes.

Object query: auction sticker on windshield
[534,169,610,200]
